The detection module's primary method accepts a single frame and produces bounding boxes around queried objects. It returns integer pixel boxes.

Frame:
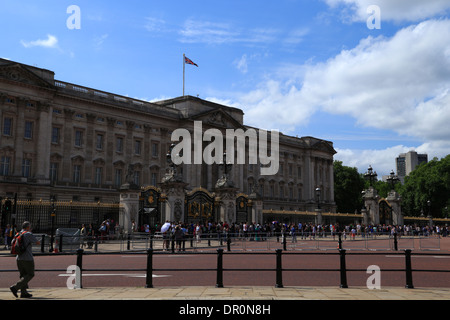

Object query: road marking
[385,255,450,258]
[58,273,171,278]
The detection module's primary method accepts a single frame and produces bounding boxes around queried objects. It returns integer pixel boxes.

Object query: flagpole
[183,53,185,96]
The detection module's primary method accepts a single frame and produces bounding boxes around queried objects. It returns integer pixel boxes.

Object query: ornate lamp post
[364,165,378,187]
[386,170,400,190]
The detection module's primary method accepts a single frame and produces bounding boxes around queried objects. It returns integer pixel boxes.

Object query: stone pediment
[311,139,337,155]
[0,61,54,89]
[190,108,245,130]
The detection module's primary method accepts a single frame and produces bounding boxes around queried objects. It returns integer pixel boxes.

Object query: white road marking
[58,273,171,278]
[385,255,449,258]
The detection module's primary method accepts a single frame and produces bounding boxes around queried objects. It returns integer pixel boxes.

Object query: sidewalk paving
[1,286,450,300]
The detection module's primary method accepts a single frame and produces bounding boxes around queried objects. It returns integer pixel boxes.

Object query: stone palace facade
[0,59,336,218]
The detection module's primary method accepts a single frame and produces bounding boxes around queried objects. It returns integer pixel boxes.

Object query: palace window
[95,167,102,185]
[73,165,81,183]
[51,127,60,144]
[74,130,83,147]
[24,121,33,139]
[0,156,11,176]
[3,117,13,136]
[114,169,122,187]
[50,163,58,182]
[22,159,32,178]
[116,137,123,153]
[134,140,142,155]
[96,134,104,150]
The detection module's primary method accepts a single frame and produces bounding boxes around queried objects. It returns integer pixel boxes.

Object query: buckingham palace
[0,58,336,227]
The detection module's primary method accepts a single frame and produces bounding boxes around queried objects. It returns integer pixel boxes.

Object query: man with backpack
[9,221,40,299]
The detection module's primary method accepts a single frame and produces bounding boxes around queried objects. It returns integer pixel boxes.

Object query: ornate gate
[139,186,162,229]
[379,199,392,225]
[185,188,216,224]
[236,194,250,224]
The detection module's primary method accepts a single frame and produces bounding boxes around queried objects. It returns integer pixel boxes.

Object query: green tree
[399,155,450,217]
[334,161,365,213]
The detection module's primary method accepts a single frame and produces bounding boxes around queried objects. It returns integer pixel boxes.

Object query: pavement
[1,285,450,300]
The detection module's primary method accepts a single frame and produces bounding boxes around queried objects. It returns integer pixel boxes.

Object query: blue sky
[1,0,450,177]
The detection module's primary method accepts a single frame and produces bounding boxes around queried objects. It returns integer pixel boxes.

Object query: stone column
[159,181,188,222]
[315,208,323,225]
[362,186,380,225]
[216,188,238,223]
[387,190,403,225]
[119,186,140,233]
[61,109,75,182]
[84,113,96,184]
[35,103,51,180]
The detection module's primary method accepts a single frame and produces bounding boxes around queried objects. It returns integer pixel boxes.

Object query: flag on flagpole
[184,56,198,67]
[183,54,198,96]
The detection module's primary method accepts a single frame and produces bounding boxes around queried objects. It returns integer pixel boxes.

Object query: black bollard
[405,249,414,289]
[146,249,154,288]
[393,233,398,251]
[339,249,348,288]
[41,234,45,253]
[76,249,84,289]
[275,249,283,288]
[59,234,63,253]
[94,236,98,252]
[216,249,224,288]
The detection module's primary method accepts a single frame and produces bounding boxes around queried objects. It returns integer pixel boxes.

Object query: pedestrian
[174,225,185,252]
[80,224,87,248]
[87,224,94,249]
[4,224,12,250]
[10,221,40,299]
[195,223,202,243]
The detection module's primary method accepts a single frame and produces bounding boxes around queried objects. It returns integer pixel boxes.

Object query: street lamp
[315,187,321,210]
[386,169,400,190]
[427,200,431,218]
[364,165,377,187]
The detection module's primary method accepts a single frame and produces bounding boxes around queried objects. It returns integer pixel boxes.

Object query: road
[1,246,449,289]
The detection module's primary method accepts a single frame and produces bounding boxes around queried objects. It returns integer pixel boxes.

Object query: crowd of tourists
[132,220,449,243]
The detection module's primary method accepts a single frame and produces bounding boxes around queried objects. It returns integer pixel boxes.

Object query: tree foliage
[399,155,450,217]
[333,161,365,213]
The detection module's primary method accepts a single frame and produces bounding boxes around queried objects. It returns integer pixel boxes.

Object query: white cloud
[299,19,450,143]
[324,0,450,23]
[145,17,167,33]
[234,54,248,74]
[178,19,296,46]
[93,34,108,49]
[335,145,411,176]
[21,34,58,49]
[335,140,450,177]
[236,20,450,142]
[179,19,238,44]
[221,19,450,174]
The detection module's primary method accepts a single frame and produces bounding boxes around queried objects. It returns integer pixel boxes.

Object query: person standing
[10,221,40,299]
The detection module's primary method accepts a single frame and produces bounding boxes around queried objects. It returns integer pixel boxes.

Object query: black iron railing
[1,248,449,290]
